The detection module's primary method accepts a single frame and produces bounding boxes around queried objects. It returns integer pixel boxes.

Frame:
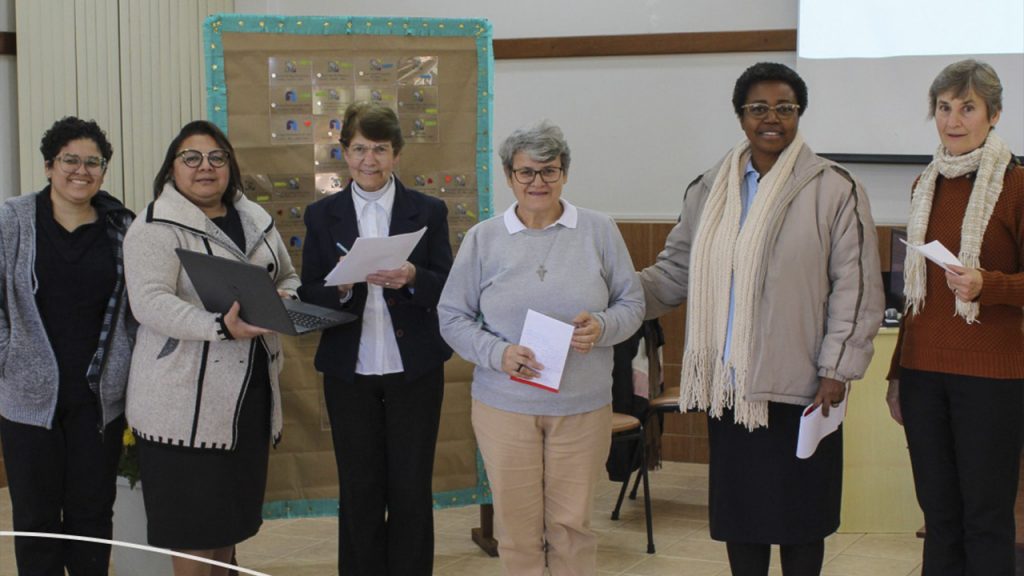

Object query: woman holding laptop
[123,120,299,576]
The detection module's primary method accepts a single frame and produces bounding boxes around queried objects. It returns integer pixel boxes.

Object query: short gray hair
[499,120,571,176]
[928,59,1003,121]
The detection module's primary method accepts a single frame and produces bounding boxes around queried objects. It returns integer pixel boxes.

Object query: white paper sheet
[511,309,574,393]
[900,238,963,272]
[324,228,427,286]
[796,388,848,459]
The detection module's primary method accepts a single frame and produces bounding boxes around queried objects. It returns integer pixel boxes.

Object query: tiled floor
[0,462,924,575]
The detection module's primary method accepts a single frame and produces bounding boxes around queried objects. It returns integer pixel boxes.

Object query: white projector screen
[797,0,1024,158]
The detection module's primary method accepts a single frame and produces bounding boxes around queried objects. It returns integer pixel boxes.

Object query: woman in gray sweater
[0,117,134,575]
[439,121,644,575]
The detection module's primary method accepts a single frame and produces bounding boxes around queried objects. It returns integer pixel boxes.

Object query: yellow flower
[122,426,136,447]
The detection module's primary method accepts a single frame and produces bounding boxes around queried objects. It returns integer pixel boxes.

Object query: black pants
[324,366,444,576]
[900,368,1023,576]
[0,405,124,576]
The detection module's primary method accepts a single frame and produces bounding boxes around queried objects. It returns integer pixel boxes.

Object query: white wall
[233,0,924,222]
[0,0,18,200]
[0,0,939,220]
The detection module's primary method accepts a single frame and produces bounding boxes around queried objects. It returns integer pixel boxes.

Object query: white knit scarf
[681,133,806,431]
[904,132,1011,324]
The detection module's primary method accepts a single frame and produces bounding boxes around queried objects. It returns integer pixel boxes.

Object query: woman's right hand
[886,379,903,425]
[502,344,544,379]
[224,301,272,339]
[335,256,353,295]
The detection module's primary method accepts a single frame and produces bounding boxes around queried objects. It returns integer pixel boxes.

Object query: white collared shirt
[351,176,404,375]
[502,198,579,234]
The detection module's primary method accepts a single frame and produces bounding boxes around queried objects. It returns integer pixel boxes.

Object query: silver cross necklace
[534,228,561,281]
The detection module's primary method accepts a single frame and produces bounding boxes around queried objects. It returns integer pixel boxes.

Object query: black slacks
[324,366,444,576]
[900,368,1023,576]
[0,404,124,576]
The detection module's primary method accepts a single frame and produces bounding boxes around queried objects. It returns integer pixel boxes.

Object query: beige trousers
[472,400,613,576]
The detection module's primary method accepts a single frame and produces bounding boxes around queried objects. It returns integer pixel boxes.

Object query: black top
[35,189,116,408]
[211,202,245,252]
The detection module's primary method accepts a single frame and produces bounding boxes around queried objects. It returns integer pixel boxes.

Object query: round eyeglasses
[345,143,393,159]
[176,149,230,168]
[741,103,800,119]
[511,166,563,185]
[55,154,107,174]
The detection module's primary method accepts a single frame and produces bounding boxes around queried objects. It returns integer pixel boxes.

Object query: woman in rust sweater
[886,59,1024,574]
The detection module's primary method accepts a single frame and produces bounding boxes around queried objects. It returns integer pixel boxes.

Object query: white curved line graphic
[0,531,271,576]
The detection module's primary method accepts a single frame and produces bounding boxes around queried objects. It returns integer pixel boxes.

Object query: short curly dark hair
[731,62,808,118]
[39,116,114,165]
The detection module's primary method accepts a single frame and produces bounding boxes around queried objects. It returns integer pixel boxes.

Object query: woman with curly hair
[0,116,135,575]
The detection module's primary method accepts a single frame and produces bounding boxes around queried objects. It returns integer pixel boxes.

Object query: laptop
[176,249,356,336]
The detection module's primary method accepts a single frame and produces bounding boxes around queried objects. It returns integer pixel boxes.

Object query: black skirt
[707,402,842,545]
[136,345,271,550]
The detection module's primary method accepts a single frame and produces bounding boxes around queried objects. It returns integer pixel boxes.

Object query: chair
[625,387,680,502]
[610,412,655,554]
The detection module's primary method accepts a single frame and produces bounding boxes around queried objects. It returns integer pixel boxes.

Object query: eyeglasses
[346,143,393,159]
[741,103,801,119]
[55,154,107,174]
[176,149,230,168]
[511,166,563,185]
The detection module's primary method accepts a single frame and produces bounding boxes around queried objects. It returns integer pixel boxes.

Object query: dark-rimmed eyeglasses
[55,154,107,174]
[741,103,800,119]
[176,149,230,168]
[511,166,563,185]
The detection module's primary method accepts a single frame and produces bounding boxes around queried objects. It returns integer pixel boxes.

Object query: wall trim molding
[494,29,796,59]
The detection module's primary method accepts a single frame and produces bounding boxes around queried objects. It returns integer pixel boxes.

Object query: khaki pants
[472,400,612,576]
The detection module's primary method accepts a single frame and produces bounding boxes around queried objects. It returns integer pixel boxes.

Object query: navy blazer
[298,178,453,381]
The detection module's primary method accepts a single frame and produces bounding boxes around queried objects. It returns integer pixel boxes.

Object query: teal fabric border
[203,14,494,517]
[262,451,492,519]
[202,13,494,219]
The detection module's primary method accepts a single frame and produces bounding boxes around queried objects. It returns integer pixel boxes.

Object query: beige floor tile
[595,547,648,573]
[236,559,336,576]
[623,555,727,576]
[656,537,728,562]
[598,528,677,556]
[825,532,864,557]
[840,532,923,562]
[433,554,505,576]
[821,553,921,576]
[235,530,323,561]
[613,517,707,541]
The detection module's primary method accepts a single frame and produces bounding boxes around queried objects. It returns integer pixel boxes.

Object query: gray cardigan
[0,190,135,429]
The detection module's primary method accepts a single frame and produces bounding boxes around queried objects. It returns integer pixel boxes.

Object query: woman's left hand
[812,377,847,418]
[367,261,417,290]
[571,311,602,354]
[945,264,983,302]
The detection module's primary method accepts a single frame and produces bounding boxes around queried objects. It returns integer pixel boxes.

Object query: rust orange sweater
[889,161,1024,380]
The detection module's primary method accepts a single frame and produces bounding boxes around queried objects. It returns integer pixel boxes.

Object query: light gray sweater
[438,202,644,416]
[0,190,134,429]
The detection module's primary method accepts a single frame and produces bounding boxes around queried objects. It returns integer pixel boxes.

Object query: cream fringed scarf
[681,133,806,431]
[905,132,1012,324]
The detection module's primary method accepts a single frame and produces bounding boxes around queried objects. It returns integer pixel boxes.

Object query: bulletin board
[203,13,494,518]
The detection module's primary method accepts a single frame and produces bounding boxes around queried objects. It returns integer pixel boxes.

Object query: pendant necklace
[534,228,561,281]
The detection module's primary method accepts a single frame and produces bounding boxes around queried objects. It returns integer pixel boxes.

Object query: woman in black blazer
[297,102,452,576]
